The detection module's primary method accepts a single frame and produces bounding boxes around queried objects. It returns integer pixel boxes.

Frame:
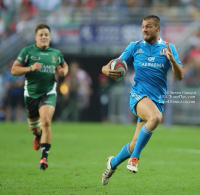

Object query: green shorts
[24,94,57,119]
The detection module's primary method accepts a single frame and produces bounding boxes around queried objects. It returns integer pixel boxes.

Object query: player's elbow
[11,66,20,76]
[11,66,16,76]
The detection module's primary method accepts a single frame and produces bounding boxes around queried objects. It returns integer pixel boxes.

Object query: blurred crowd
[0,61,24,121]
[182,29,200,87]
[0,0,38,43]
[1,0,200,42]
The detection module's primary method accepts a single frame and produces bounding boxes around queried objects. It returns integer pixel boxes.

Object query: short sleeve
[58,51,65,66]
[16,47,28,65]
[170,44,183,67]
[119,42,135,64]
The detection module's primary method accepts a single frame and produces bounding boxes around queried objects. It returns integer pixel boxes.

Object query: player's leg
[105,93,148,170]
[28,117,42,150]
[111,121,145,168]
[39,94,56,170]
[129,121,146,153]
[24,96,42,150]
[127,97,162,173]
[136,98,162,131]
[102,91,146,185]
[102,121,145,185]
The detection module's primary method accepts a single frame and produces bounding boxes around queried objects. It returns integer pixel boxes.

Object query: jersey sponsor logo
[142,62,164,67]
[160,48,167,55]
[31,56,40,60]
[148,57,155,62]
[40,53,49,55]
[137,49,144,53]
[18,56,22,60]
[40,65,56,74]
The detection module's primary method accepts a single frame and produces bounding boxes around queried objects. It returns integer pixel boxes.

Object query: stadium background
[0,1,200,195]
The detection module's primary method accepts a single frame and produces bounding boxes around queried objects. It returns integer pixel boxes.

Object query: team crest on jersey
[52,57,56,62]
[31,56,40,60]
[160,48,167,55]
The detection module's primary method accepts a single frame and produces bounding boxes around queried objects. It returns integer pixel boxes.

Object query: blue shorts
[130,90,164,122]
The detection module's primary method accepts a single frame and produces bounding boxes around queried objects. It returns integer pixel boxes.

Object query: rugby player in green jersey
[11,22,68,170]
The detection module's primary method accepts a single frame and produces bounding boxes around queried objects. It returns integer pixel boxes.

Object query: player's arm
[102,60,121,80]
[102,42,134,80]
[171,60,184,81]
[12,48,43,76]
[57,62,68,77]
[166,43,184,81]
[11,61,30,76]
[11,61,43,76]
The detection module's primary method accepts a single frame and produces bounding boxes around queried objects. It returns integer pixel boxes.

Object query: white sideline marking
[172,148,200,154]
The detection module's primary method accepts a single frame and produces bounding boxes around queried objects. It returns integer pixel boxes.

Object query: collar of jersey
[143,37,163,46]
[34,44,50,51]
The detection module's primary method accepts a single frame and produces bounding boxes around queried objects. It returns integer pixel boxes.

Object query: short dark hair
[35,22,51,34]
[143,15,160,26]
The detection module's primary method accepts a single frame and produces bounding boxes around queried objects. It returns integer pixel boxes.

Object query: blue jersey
[120,38,182,104]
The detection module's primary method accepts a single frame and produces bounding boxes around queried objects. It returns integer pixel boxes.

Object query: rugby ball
[110,59,128,81]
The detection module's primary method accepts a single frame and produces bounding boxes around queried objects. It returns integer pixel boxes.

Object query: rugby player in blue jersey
[101,15,184,185]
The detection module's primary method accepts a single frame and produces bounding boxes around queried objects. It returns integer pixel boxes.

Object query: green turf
[0,122,200,195]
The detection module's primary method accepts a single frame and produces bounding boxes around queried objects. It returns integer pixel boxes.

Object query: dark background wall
[54,55,118,122]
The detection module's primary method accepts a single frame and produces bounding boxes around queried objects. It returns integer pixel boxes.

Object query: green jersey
[16,44,65,99]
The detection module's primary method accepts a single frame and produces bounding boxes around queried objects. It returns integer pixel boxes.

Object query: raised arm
[166,43,184,81]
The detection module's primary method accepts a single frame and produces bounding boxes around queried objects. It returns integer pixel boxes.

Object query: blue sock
[130,125,153,159]
[111,142,132,169]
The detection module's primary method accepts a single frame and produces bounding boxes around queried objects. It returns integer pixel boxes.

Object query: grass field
[0,122,200,195]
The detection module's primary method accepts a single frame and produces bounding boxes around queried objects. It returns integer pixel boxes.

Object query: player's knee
[28,119,41,135]
[30,127,39,135]
[132,136,138,146]
[41,117,51,128]
[149,112,162,126]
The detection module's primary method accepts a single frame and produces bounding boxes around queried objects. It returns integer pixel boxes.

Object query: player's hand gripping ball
[110,59,128,81]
